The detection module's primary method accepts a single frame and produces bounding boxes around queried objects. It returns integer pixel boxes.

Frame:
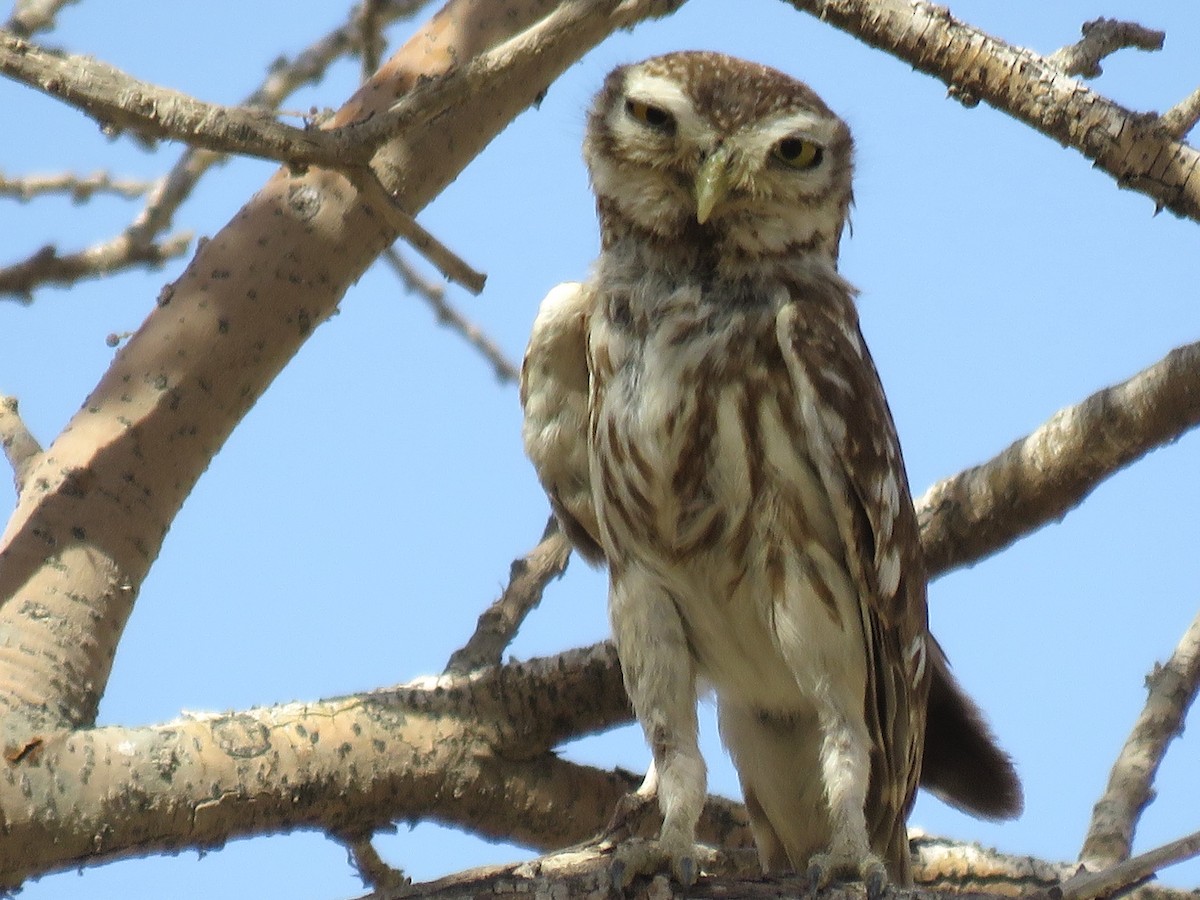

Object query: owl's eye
[773,137,824,170]
[625,99,676,133]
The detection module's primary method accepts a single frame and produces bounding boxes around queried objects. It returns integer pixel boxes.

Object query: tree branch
[4,0,78,37]
[0,231,192,301]
[446,515,571,674]
[780,0,1200,222]
[1046,18,1164,79]
[0,0,684,735]
[1063,829,1200,900]
[382,249,521,383]
[1078,609,1200,869]
[916,341,1200,577]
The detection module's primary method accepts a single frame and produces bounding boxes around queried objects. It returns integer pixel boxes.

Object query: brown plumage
[521,51,1020,891]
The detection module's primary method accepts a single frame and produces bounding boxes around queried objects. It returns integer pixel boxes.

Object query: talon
[610,858,629,891]
[865,866,887,900]
[807,856,829,892]
[675,852,698,887]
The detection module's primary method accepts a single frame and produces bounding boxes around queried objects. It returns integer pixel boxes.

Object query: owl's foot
[806,850,889,900]
[610,836,716,890]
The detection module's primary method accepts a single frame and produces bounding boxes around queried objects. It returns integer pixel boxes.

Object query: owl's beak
[694,146,732,224]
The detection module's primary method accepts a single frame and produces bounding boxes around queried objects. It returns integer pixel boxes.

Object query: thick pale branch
[781,0,1200,221]
[917,341,1200,577]
[446,516,571,674]
[1078,610,1200,869]
[3,1,430,298]
[1047,18,1164,79]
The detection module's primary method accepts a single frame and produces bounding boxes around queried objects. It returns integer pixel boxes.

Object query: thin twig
[1062,829,1200,900]
[1047,18,1164,79]
[382,249,518,383]
[917,341,1200,578]
[357,0,389,82]
[445,515,572,674]
[351,168,486,293]
[0,170,158,202]
[4,0,79,36]
[0,395,43,495]
[1078,610,1200,868]
[0,232,192,301]
[1160,87,1200,142]
[335,829,410,893]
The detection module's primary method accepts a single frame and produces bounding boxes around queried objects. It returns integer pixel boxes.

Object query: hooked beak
[694,146,732,225]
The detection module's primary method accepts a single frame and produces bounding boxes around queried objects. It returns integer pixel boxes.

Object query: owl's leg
[608,568,708,888]
[807,689,888,899]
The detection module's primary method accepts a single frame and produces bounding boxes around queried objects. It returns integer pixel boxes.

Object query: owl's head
[585,51,854,265]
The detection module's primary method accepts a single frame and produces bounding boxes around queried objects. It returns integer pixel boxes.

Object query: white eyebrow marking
[617,71,714,147]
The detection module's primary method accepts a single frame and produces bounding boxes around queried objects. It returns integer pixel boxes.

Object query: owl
[521,51,1021,892]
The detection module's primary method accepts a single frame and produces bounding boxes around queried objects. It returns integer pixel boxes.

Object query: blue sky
[1,1,1198,896]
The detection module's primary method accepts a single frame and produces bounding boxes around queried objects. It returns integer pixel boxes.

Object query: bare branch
[0,170,158,202]
[350,167,486,293]
[0,231,192,301]
[1047,18,1164,79]
[337,830,411,894]
[446,516,572,674]
[382,249,520,383]
[780,0,1200,222]
[0,32,355,168]
[357,0,389,81]
[917,341,1200,578]
[1064,829,1200,900]
[0,395,42,494]
[356,834,1200,900]
[4,0,78,37]
[1078,610,1200,868]
[124,1,434,270]
[1160,87,1200,142]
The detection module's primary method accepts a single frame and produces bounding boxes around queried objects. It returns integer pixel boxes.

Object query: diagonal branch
[1078,610,1200,869]
[781,0,1200,222]
[446,515,571,674]
[383,248,521,382]
[916,341,1200,577]
[1064,829,1200,900]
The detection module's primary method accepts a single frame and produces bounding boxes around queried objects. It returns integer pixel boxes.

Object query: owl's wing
[776,276,929,864]
[520,281,605,563]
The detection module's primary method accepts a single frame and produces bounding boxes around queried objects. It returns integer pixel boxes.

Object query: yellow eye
[773,137,823,169]
[625,99,675,133]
